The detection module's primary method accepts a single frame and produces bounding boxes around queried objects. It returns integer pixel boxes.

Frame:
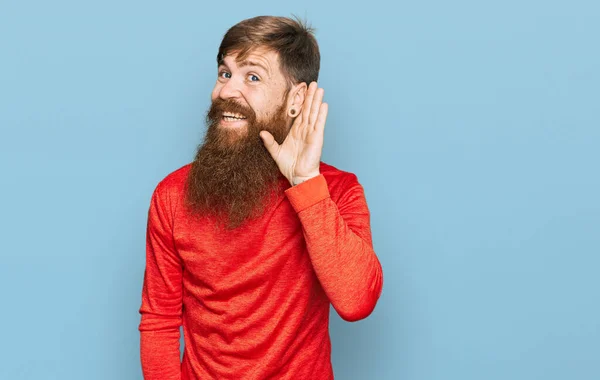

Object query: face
[186,49,299,229]
[211,48,292,136]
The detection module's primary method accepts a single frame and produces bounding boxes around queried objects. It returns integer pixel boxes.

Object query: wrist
[291,172,320,186]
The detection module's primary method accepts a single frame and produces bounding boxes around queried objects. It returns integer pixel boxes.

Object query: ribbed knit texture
[139,162,383,379]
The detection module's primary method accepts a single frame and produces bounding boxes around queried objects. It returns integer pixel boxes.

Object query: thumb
[260,130,280,158]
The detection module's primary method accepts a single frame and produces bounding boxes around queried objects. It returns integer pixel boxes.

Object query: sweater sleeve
[138,183,183,379]
[284,173,383,322]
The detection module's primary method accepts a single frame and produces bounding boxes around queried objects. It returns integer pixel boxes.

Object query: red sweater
[138,162,383,379]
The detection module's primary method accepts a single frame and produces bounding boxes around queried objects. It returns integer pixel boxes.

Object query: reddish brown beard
[185,98,290,229]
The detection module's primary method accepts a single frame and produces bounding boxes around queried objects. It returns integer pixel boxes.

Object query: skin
[212,48,329,186]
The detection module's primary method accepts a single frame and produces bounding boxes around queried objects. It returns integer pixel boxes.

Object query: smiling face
[186,49,298,229]
[210,48,293,137]
[185,16,320,229]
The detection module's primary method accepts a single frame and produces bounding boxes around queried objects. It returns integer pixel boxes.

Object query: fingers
[302,82,318,123]
[315,102,328,132]
[302,82,325,130]
[291,82,327,139]
[259,130,280,159]
[309,87,324,129]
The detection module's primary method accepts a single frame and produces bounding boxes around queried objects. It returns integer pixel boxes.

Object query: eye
[248,74,260,82]
[219,71,231,79]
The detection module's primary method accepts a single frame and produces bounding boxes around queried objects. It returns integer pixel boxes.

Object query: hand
[260,82,328,186]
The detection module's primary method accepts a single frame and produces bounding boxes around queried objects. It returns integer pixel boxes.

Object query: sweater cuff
[284,174,330,213]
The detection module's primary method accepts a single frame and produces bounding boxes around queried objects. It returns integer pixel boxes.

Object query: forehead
[220,48,281,72]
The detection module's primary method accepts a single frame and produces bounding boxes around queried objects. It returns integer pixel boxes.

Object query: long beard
[185,98,290,229]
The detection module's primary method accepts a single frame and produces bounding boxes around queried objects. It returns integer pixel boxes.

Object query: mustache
[206,98,257,124]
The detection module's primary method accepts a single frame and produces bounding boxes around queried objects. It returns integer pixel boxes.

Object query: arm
[285,174,383,322]
[138,183,183,379]
[260,82,382,321]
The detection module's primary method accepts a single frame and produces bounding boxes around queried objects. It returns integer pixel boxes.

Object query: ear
[286,82,308,118]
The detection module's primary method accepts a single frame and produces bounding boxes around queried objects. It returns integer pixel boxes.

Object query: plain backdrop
[1,1,599,379]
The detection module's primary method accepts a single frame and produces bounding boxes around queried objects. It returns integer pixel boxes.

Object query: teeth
[223,116,246,122]
[222,112,246,119]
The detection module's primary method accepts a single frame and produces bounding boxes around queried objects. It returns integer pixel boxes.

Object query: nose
[217,77,243,100]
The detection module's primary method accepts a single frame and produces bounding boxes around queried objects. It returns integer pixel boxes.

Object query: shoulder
[151,163,192,207]
[319,162,363,199]
[320,161,359,182]
[156,163,191,191]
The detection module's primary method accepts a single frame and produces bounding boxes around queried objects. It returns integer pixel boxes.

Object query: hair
[217,15,320,88]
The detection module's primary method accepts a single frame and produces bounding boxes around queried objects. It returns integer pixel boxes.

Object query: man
[138,15,383,379]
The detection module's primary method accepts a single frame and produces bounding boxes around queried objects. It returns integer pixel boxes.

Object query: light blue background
[1,1,599,379]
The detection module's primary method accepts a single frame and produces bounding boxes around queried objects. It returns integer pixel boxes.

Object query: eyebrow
[237,60,271,76]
